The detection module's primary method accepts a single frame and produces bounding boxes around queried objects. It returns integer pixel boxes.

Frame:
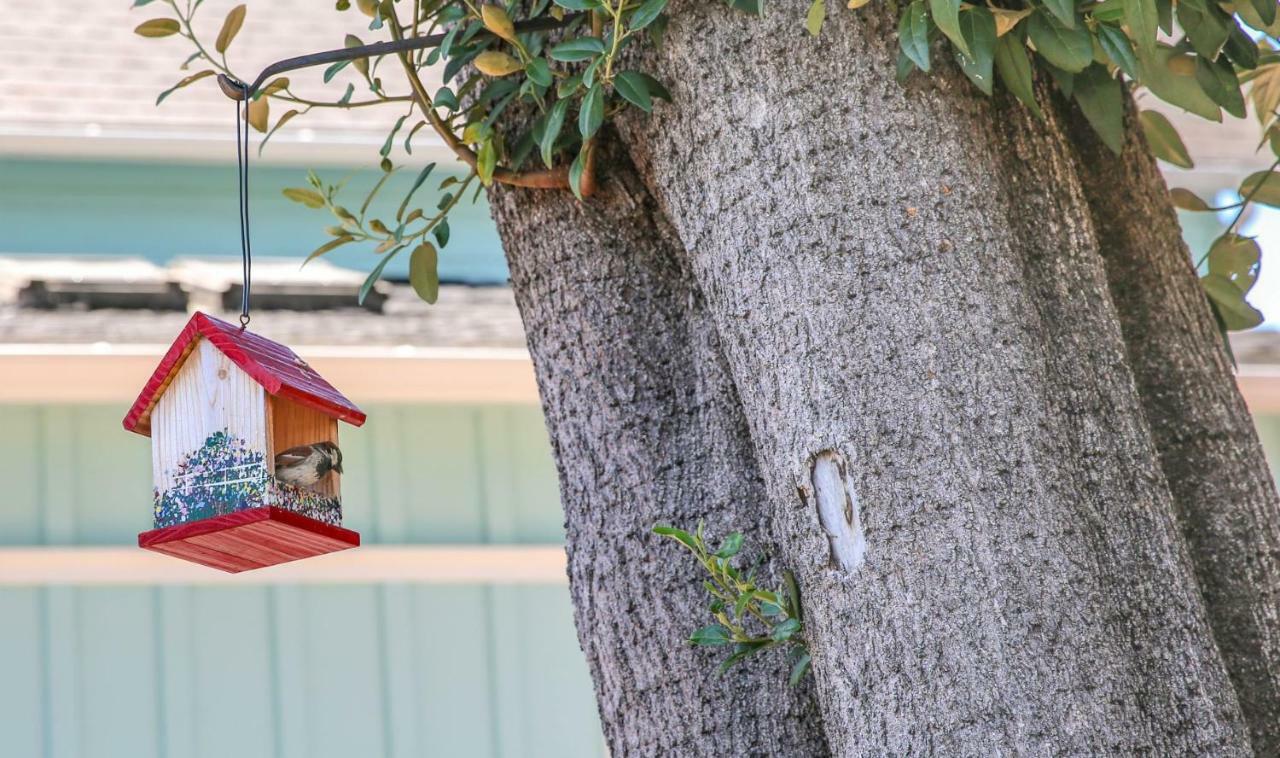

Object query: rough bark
[1063,98,1280,753]
[488,140,830,756]
[615,4,1251,754]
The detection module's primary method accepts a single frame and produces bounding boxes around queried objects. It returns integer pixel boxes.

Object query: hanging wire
[234,90,253,330]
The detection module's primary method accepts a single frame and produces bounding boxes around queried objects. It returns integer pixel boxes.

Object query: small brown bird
[274,441,343,489]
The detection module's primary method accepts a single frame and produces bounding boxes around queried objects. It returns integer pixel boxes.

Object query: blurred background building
[3,3,1280,758]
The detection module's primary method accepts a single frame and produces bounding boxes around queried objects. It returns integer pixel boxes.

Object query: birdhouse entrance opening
[267,395,340,501]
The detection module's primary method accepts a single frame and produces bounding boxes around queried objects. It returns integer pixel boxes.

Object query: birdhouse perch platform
[124,312,365,573]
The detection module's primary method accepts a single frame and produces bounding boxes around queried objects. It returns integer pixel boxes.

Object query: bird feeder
[123,311,365,572]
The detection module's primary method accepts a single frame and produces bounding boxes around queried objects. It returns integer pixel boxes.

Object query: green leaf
[1097,24,1139,80]
[994,32,1042,118]
[1241,170,1280,207]
[1208,233,1262,293]
[1041,0,1075,28]
[1250,0,1278,27]
[409,242,440,304]
[434,87,459,110]
[1139,111,1193,168]
[614,71,653,112]
[215,4,247,53]
[630,0,668,30]
[1170,188,1210,211]
[525,59,553,88]
[381,114,407,157]
[134,18,180,37]
[283,187,326,208]
[931,0,971,57]
[1202,273,1264,330]
[156,70,216,106]
[433,217,450,248]
[760,599,785,616]
[345,35,369,76]
[553,0,600,9]
[1026,11,1092,73]
[633,72,672,101]
[259,108,300,156]
[806,0,825,36]
[718,649,754,675]
[653,524,699,551]
[1223,21,1260,71]
[1136,45,1221,121]
[899,1,933,72]
[716,532,744,558]
[549,37,606,62]
[569,142,590,201]
[1176,0,1231,61]
[1123,0,1158,55]
[579,83,604,138]
[477,138,497,186]
[1073,65,1125,154]
[771,618,802,642]
[358,246,404,306]
[323,60,350,83]
[541,99,570,168]
[301,235,354,267]
[396,162,435,220]
[955,7,996,95]
[690,624,732,646]
[789,650,812,686]
[1195,55,1246,119]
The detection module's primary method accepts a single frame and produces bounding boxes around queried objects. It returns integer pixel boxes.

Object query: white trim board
[0,545,568,586]
[0,345,539,404]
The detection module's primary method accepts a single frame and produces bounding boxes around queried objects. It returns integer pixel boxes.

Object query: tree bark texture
[488,140,830,756]
[612,3,1252,754]
[1062,99,1280,754]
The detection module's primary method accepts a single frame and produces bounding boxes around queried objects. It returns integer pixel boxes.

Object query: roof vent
[0,257,186,310]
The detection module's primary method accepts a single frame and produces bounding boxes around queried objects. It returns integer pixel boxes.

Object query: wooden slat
[138,507,359,573]
[0,545,569,584]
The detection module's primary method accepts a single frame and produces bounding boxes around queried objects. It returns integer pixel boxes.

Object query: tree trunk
[610,4,1251,754]
[488,140,830,756]
[1062,98,1280,753]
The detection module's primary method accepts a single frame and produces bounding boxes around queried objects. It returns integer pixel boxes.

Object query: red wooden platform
[138,507,360,573]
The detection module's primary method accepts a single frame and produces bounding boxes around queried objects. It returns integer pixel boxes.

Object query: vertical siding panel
[0,588,45,757]
[270,586,310,758]
[41,409,77,545]
[77,589,159,758]
[337,419,373,537]
[191,588,274,758]
[157,587,197,758]
[300,586,386,758]
[402,405,487,543]
[378,585,419,758]
[72,407,150,543]
[44,587,81,758]
[0,407,43,544]
[412,585,496,757]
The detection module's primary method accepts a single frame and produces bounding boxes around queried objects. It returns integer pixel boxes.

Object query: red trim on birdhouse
[122,312,366,436]
[138,506,360,573]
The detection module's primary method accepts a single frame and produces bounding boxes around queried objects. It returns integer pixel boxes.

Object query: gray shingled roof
[0,285,526,349]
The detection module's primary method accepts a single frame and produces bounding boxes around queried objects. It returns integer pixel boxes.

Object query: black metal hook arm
[217,14,581,100]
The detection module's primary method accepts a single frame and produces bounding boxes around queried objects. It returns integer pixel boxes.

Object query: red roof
[122,312,366,436]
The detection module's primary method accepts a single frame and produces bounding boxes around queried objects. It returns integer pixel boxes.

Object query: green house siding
[0,158,508,284]
[0,402,603,757]
[0,584,602,758]
[0,404,563,547]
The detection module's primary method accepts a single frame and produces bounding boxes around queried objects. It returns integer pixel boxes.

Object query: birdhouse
[123,312,365,572]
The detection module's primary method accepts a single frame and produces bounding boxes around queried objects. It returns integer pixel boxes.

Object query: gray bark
[488,140,830,756]
[1063,99,1280,753]
[614,4,1252,754]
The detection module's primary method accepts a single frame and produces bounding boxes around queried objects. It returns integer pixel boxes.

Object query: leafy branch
[653,523,812,685]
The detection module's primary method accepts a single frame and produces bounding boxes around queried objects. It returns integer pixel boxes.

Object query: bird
[274,441,343,489]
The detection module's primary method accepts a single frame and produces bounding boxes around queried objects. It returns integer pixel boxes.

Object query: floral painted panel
[153,429,343,529]
[269,480,342,526]
[153,430,268,528]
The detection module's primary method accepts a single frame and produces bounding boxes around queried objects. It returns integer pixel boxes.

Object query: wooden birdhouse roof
[122,311,367,436]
